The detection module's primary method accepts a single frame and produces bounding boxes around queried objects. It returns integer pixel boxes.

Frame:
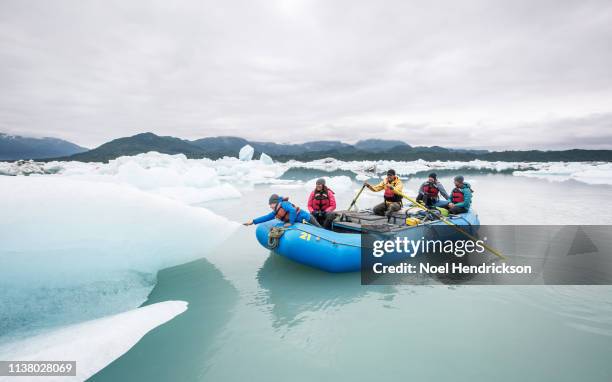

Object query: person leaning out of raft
[308,178,337,229]
[438,175,473,214]
[416,172,449,207]
[365,169,404,217]
[243,194,321,227]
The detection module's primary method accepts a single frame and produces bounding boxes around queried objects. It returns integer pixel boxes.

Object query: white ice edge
[0,300,188,382]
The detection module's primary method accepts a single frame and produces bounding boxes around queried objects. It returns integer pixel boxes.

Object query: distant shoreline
[2,132,612,162]
[2,149,612,163]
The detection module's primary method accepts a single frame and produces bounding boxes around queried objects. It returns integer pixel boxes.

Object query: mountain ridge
[3,132,611,162]
[0,132,88,160]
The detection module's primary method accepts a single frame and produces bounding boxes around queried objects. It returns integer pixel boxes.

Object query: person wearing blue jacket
[440,175,473,214]
[243,194,321,227]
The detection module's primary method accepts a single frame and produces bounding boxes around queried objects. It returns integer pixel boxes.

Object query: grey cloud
[395,113,612,150]
[0,0,611,149]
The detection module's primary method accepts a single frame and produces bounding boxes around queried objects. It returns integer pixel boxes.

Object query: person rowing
[364,169,403,218]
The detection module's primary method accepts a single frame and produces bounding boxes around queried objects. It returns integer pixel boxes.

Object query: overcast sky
[1,0,611,149]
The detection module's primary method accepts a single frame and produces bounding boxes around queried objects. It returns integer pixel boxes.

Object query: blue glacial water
[87,173,612,382]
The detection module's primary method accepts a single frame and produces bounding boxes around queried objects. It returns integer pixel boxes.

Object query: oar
[393,189,506,260]
[347,183,367,211]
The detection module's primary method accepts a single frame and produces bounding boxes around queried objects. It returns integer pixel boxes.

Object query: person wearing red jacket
[308,178,337,229]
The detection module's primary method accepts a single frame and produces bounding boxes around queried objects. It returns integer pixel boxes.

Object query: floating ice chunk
[514,162,612,185]
[0,301,188,382]
[0,176,239,287]
[356,173,370,181]
[572,163,612,185]
[154,183,241,205]
[0,160,58,176]
[289,159,612,186]
[260,152,273,164]
[239,145,254,161]
[6,152,610,194]
[30,152,245,205]
[214,157,286,186]
[0,175,237,340]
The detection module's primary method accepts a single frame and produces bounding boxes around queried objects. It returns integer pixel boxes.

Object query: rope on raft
[267,224,364,249]
[267,226,287,249]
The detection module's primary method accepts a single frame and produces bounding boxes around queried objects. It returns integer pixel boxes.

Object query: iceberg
[33,152,244,205]
[0,301,187,382]
[153,183,242,205]
[0,176,238,286]
[4,152,611,190]
[513,162,612,185]
[238,144,254,161]
[260,152,273,164]
[0,160,60,176]
[288,159,612,186]
[0,176,238,338]
[87,151,283,189]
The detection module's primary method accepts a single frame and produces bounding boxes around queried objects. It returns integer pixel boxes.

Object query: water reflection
[91,258,238,381]
[280,167,357,181]
[256,253,397,329]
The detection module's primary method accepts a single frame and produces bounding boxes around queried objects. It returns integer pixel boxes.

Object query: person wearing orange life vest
[416,172,449,207]
[438,175,473,214]
[243,194,321,227]
[307,178,337,229]
[365,169,404,217]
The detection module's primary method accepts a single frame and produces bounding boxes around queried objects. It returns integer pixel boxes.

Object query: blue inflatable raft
[255,209,480,273]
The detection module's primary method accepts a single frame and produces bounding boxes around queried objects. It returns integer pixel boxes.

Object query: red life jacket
[422,182,439,198]
[274,200,300,222]
[383,178,402,203]
[451,187,464,203]
[313,187,333,212]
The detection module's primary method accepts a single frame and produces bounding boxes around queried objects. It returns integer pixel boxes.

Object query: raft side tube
[255,209,480,273]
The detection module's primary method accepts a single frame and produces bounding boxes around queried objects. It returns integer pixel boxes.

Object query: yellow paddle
[393,188,506,261]
[347,183,367,211]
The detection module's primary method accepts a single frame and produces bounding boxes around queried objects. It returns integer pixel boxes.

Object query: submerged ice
[0,300,188,382]
[0,174,238,341]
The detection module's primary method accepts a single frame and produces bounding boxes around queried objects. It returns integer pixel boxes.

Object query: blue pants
[434,200,449,207]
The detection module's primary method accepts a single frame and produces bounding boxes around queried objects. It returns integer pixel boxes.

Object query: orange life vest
[422,182,440,198]
[313,187,333,211]
[274,200,300,222]
[383,178,402,203]
[451,187,464,203]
